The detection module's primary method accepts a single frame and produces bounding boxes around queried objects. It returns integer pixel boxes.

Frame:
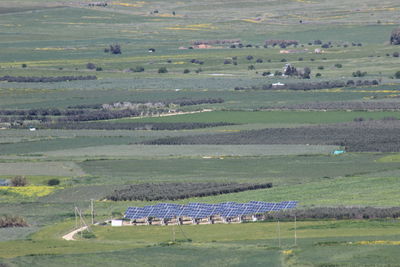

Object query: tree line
[44,121,234,130]
[106,182,273,201]
[0,75,96,83]
[262,206,400,221]
[234,80,379,91]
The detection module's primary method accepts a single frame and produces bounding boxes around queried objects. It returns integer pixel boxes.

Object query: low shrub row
[106,182,273,201]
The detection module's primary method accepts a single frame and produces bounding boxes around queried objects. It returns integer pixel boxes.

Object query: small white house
[111,220,123,227]
[29,127,36,132]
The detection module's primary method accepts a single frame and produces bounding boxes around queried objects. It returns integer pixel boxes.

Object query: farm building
[124,201,297,226]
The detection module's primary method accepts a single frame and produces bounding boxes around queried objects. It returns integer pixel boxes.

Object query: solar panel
[125,200,298,220]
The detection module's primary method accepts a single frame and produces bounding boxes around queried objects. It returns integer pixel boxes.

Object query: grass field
[1,0,400,265]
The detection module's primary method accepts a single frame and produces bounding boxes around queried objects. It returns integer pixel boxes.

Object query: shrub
[316,73,322,77]
[86,63,96,70]
[262,71,271,76]
[393,52,399,57]
[21,64,27,68]
[395,71,400,79]
[246,55,254,60]
[256,58,263,63]
[298,57,303,61]
[0,215,28,228]
[79,230,96,239]
[109,44,121,54]
[183,69,190,74]
[317,66,324,70]
[248,65,255,70]
[352,70,367,77]
[10,176,28,187]
[334,63,342,68]
[132,66,144,72]
[95,67,103,71]
[390,28,400,45]
[47,179,60,186]
[158,67,168,73]
[281,58,287,62]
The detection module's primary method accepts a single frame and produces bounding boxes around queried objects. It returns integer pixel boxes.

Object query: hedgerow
[106,182,273,201]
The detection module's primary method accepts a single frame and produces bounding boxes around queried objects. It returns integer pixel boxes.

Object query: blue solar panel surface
[124,201,298,219]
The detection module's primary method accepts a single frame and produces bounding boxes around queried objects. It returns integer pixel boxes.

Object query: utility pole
[90,199,94,225]
[277,219,281,248]
[294,214,297,246]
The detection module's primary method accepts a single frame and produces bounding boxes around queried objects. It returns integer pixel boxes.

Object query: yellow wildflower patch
[282,250,293,255]
[0,186,56,198]
[241,18,264,23]
[112,2,146,7]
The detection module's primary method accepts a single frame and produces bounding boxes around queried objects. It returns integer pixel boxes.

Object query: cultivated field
[1,0,400,266]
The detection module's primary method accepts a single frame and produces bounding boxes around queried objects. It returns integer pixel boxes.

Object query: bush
[183,69,190,74]
[86,63,96,70]
[47,178,60,186]
[390,28,400,45]
[316,73,322,77]
[21,64,27,68]
[395,71,400,79]
[246,55,254,61]
[352,70,367,77]
[393,52,399,57]
[0,215,28,228]
[95,67,103,71]
[158,67,168,73]
[10,176,28,187]
[262,71,271,76]
[334,63,342,68]
[109,44,121,54]
[79,230,96,239]
[317,66,324,70]
[132,66,144,72]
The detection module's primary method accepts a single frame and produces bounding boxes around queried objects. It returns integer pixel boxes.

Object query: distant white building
[111,220,123,227]
[29,127,36,132]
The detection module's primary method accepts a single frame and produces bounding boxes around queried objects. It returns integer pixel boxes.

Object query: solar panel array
[125,201,297,219]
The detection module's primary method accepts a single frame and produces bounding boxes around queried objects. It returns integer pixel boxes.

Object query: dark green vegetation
[1,0,400,266]
[106,182,272,201]
[0,215,28,228]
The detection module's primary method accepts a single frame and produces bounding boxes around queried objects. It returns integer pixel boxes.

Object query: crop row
[106,182,273,201]
[144,120,400,152]
[44,122,234,130]
[0,75,96,83]
[234,80,379,91]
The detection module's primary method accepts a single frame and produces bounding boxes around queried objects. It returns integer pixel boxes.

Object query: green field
[1,0,400,265]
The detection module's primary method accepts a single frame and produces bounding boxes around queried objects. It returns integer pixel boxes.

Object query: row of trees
[144,119,400,152]
[1,98,225,124]
[234,79,379,91]
[107,182,273,201]
[263,206,400,221]
[0,75,96,83]
[45,122,234,131]
[267,101,400,111]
